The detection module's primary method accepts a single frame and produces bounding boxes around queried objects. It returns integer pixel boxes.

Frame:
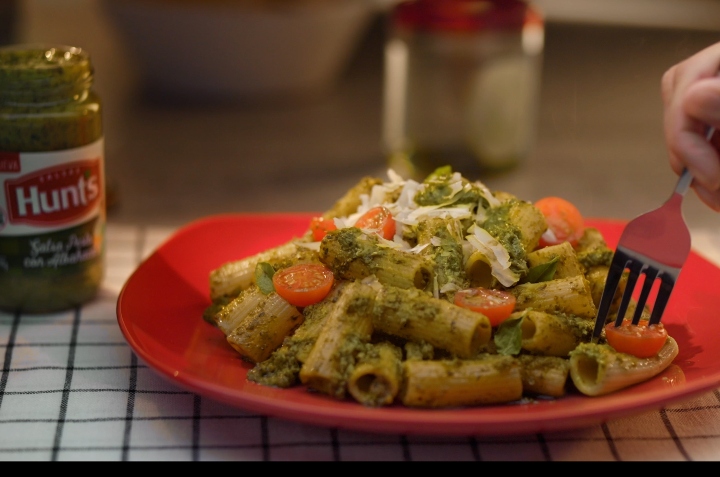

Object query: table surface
[2,0,720,461]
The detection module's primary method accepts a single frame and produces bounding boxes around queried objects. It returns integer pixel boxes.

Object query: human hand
[661,42,720,211]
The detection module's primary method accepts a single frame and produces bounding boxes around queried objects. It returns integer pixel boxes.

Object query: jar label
[0,217,103,275]
[0,139,104,236]
[0,139,105,283]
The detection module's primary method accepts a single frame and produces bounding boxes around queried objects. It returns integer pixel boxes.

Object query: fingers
[683,78,720,128]
[662,44,720,111]
[662,43,720,200]
[670,129,720,191]
[693,182,720,212]
[663,49,720,135]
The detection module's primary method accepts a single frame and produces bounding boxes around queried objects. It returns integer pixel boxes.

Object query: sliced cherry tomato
[310,216,337,241]
[453,287,516,327]
[272,263,335,307]
[534,196,585,249]
[354,206,396,240]
[604,319,668,358]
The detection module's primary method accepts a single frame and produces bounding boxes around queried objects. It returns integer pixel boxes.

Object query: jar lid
[392,0,534,32]
[0,44,92,92]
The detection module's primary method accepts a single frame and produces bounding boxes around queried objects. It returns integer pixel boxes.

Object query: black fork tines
[593,249,679,340]
[613,259,676,327]
[592,250,628,339]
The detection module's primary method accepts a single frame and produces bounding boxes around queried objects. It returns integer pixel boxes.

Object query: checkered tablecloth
[1,223,719,461]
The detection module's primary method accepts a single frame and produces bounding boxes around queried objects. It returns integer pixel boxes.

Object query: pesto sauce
[320,227,391,280]
[416,218,467,296]
[247,345,303,388]
[0,45,101,151]
[0,44,105,313]
[414,171,485,208]
[481,200,529,277]
[577,248,614,268]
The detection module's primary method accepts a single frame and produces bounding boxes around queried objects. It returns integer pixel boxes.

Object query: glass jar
[382,0,544,181]
[0,44,105,313]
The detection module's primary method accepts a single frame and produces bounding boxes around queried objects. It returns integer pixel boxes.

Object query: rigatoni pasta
[319,227,434,290]
[298,281,376,398]
[400,355,523,407]
[517,354,570,398]
[347,341,403,407]
[203,166,680,409]
[209,240,316,300]
[372,285,492,359]
[509,275,597,319]
[225,291,303,363]
[569,337,679,396]
[518,309,593,357]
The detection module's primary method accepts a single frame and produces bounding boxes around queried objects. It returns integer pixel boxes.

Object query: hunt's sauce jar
[383,0,544,180]
[0,44,105,313]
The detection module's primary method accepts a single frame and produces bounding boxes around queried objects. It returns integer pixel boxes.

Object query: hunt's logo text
[4,159,102,226]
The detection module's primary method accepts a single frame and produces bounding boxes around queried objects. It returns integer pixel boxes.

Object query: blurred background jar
[382,0,544,181]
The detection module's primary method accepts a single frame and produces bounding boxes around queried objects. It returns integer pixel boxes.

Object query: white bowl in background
[101,0,382,103]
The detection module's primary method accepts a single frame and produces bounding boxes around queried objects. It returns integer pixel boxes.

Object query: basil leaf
[493,312,526,355]
[425,165,453,181]
[255,262,276,295]
[524,257,559,283]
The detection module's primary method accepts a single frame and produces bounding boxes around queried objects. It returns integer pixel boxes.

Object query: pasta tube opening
[569,337,679,396]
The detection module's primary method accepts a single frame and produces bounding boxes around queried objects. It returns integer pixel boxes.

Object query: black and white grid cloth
[1,224,720,461]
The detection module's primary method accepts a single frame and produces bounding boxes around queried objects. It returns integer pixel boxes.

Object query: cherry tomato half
[454,287,516,327]
[354,206,396,240]
[534,196,585,248]
[310,216,337,242]
[272,263,335,307]
[604,319,668,358]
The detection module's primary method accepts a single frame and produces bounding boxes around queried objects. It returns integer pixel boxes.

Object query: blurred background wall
[536,0,720,30]
[1,1,719,232]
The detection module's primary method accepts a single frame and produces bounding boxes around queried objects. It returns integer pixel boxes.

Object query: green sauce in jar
[0,44,105,313]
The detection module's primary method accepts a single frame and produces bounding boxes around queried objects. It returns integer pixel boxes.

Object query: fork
[591,127,715,341]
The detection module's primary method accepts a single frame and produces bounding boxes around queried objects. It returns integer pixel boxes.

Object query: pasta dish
[202,167,678,408]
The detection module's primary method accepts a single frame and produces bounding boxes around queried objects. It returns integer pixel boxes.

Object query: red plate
[116,214,720,436]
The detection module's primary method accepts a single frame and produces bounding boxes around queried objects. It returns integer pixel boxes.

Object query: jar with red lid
[382,0,544,180]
